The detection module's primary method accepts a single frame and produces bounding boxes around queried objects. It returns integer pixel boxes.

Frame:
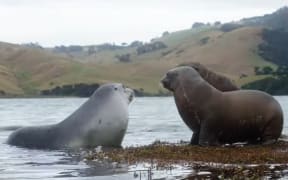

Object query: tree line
[242,66,288,95]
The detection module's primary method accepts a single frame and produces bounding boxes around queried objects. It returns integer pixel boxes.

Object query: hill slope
[0,25,276,96]
[2,7,288,96]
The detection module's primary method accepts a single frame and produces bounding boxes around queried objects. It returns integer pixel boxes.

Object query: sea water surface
[0,97,288,179]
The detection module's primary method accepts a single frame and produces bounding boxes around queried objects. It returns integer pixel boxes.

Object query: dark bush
[220,23,243,32]
[162,31,170,37]
[242,76,288,95]
[130,41,143,47]
[41,83,100,97]
[199,37,210,45]
[214,21,221,26]
[244,65,288,95]
[258,29,288,66]
[115,53,131,62]
[136,41,167,55]
[68,45,83,52]
[0,90,5,96]
[192,22,206,29]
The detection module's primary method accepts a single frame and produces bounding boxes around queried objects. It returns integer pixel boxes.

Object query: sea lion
[7,83,134,149]
[178,62,239,91]
[175,62,238,144]
[161,66,283,146]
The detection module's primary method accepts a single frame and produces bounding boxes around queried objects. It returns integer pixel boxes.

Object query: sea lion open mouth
[124,87,134,103]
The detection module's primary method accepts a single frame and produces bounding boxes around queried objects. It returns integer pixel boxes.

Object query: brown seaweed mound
[85,141,288,179]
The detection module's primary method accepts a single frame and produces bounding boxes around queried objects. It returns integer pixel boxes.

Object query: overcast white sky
[0,0,287,47]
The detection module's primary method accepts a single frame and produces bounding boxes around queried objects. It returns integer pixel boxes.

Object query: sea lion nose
[129,94,134,102]
[161,77,168,86]
[126,88,134,102]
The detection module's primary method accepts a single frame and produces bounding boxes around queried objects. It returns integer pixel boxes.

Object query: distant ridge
[240,6,288,31]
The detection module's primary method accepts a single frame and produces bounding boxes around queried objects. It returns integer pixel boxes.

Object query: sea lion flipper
[190,132,199,145]
[198,123,219,146]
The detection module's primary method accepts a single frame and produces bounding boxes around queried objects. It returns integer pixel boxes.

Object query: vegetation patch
[242,65,288,95]
[199,36,210,45]
[115,53,131,63]
[41,83,169,97]
[41,83,100,97]
[220,23,243,32]
[136,41,167,55]
[258,29,288,66]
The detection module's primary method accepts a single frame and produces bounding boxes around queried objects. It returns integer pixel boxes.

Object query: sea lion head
[178,62,207,77]
[92,83,134,104]
[161,66,202,92]
[178,62,239,92]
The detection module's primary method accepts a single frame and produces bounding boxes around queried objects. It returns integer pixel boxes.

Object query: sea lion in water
[7,83,134,149]
[178,62,239,91]
[161,66,283,146]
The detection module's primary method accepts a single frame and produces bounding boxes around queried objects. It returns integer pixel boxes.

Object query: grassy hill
[0,64,22,95]
[59,26,274,87]
[0,25,277,96]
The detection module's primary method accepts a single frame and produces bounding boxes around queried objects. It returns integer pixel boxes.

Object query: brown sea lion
[161,66,283,146]
[178,62,239,91]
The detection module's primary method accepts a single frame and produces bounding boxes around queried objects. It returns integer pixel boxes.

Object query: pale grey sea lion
[161,66,283,146]
[7,83,134,149]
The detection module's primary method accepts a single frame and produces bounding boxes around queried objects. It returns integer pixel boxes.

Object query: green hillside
[0,26,276,96]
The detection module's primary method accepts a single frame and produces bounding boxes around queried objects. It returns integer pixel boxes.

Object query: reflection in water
[0,97,287,179]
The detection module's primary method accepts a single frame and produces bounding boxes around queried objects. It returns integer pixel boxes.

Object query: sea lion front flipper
[198,122,219,146]
[190,131,199,145]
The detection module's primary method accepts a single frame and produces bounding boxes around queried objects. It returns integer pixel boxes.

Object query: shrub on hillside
[243,65,288,95]
[192,22,206,29]
[242,76,288,95]
[136,41,167,55]
[115,53,131,62]
[41,83,100,97]
[129,41,143,47]
[258,29,288,66]
[214,21,221,26]
[162,31,170,37]
[199,37,210,45]
[220,23,243,32]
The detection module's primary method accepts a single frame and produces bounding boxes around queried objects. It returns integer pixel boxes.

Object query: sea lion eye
[114,87,118,91]
[192,65,199,71]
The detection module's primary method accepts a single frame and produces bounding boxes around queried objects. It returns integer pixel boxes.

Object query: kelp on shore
[86,141,288,164]
[84,141,288,179]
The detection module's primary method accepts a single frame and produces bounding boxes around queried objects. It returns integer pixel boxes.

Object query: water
[0,97,288,179]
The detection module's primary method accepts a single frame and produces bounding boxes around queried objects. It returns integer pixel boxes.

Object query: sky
[0,0,287,47]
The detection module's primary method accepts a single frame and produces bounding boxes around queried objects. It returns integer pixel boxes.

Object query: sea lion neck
[174,77,222,108]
